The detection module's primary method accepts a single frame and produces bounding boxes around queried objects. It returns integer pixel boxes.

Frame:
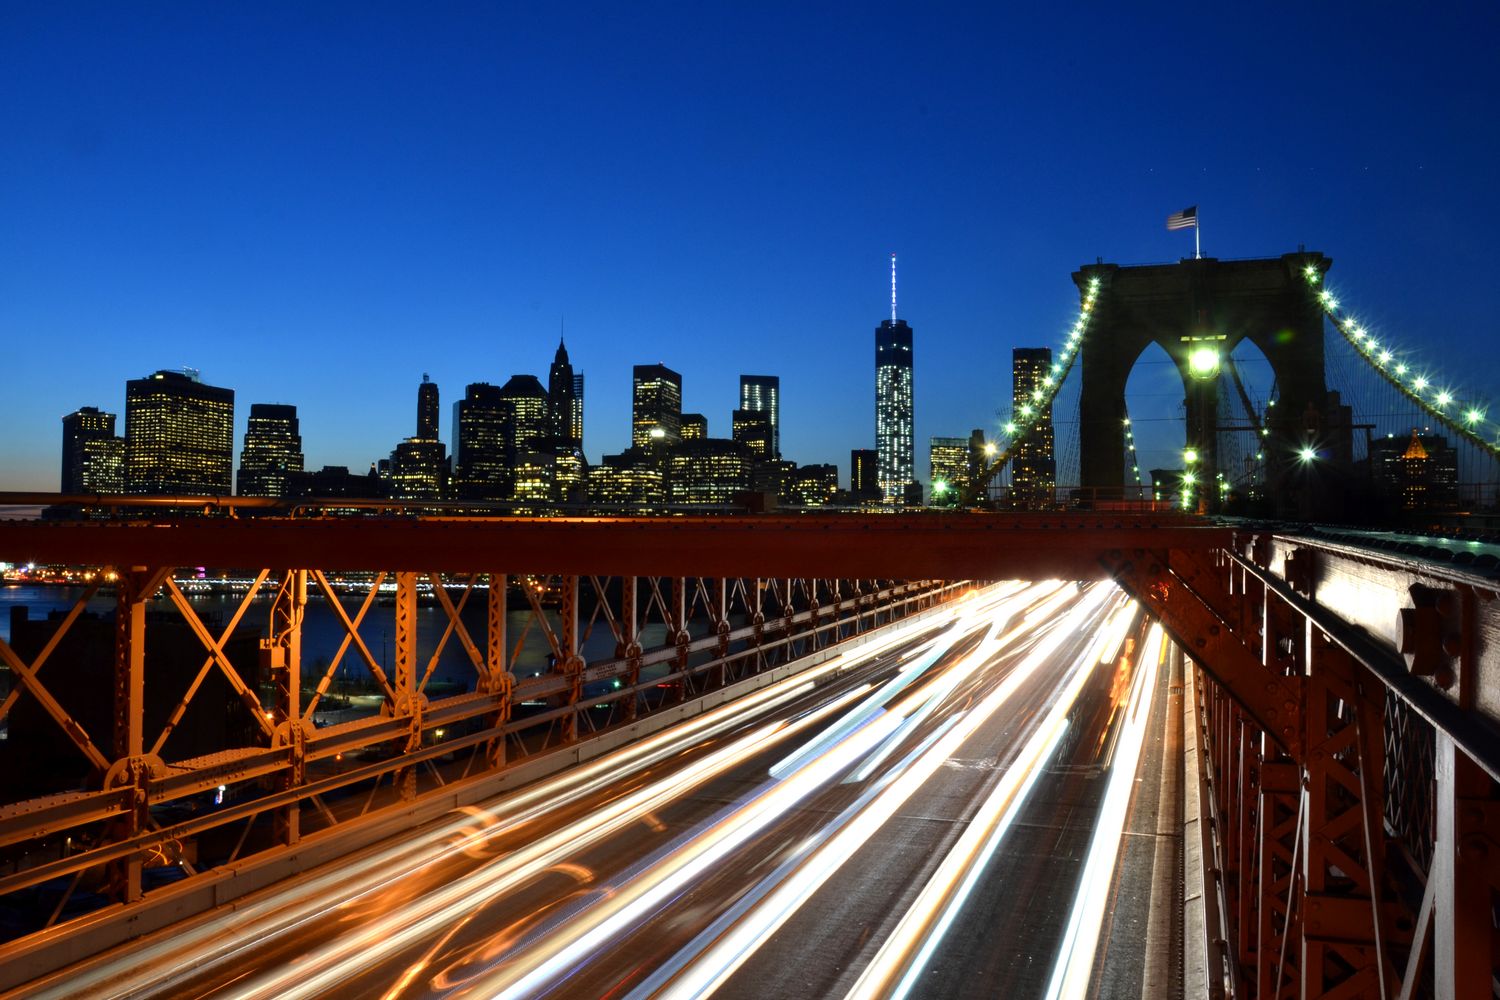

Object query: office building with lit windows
[61,406,126,494]
[680,413,708,440]
[237,403,304,497]
[665,439,752,506]
[388,376,447,501]
[500,375,550,454]
[791,464,839,507]
[453,383,510,500]
[929,436,970,506]
[632,364,682,447]
[875,318,914,504]
[738,375,780,459]
[589,449,666,509]
[732,410,773,460]
[1011,348,1056,508]
[570,373,585,447]
[125,370,235,496]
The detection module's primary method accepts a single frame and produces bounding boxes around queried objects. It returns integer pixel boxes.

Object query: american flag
[1166,206,1198,231]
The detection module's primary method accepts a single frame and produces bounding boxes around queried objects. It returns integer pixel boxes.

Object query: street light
[1183,448,1199,465]
[1298,446,1318,463]
[1188,347,1220,379]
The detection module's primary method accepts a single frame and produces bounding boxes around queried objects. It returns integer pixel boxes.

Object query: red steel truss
[0,508,1497,998]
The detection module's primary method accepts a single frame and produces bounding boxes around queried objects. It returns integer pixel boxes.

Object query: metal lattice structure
[2,505,1499,999]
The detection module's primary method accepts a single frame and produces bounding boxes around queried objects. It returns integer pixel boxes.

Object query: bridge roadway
[9,581,1173,1000]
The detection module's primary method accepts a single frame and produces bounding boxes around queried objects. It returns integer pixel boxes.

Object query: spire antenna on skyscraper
[890,252,898,322]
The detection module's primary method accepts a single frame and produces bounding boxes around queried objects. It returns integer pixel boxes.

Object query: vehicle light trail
[844,598,1140,1000]
[636,585,1119,999]
[1043,622,1166,1000]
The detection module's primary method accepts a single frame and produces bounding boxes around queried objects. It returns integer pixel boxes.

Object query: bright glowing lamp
[1188,347,1220,379]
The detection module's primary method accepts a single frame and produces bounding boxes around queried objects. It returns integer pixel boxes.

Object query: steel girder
[1123,534,1500,999]
[0,553,963,953]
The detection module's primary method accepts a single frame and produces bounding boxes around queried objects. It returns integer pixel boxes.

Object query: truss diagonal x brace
[1106,548,1304,760]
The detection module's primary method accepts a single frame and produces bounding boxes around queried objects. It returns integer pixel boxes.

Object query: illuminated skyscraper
[125,369,235,496]
[61,406,125,494]
[500,375,550,453]
[237,403,304,497]
[632,364,682,447]
[548,339,579,444]
[738,375,780,459]
[680,413,708,440]
[875,255,914,504]
[1011,348,1056,507]
[571,373,585,447]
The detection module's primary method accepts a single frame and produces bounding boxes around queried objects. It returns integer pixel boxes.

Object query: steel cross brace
[1103,547,1305,760]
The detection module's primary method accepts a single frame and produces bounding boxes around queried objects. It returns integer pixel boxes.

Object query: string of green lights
[1304,263,1500,458]
[958,275,1103,506]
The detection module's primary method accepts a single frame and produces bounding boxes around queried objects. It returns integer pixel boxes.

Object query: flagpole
[1195,212,1201,260]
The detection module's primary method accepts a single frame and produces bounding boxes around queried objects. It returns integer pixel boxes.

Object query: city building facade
[738,375,780,459]
[1011,347,1056,508]
[632,364,682,447]
[61,406,125,494]
[875,319,914,504]
[125,369,235,496]
[236,403,304,498]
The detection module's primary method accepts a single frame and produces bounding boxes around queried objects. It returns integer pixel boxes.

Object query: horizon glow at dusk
[3,5,1497,491]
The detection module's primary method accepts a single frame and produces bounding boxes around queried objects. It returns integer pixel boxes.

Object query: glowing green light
[1435,391,1453,407]
[1188,347,1220,378]
[1378,351,1392,364]
[1299,447,1317,462]
[1032,388,1044,401]
[1261,428,1269,436]
[1182,471,1197,485]
[932,480,948,495]
[1183,448,1199,464]
[1464,408,1484,425]
[1414,376,1429,391]
[1395,364,1408,377]
[1003,421,1017,434]
[1019,404,1033,418]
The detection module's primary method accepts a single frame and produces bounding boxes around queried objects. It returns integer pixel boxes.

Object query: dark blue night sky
[3,3,1497,489]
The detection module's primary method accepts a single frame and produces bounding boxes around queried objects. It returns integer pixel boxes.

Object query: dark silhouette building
[681,413,708,440]
[1370,430,1459,513]
[417,374,440,441]
[237,403,304,498]
[125,369,235,496]
[453,382,510,500]
[548,339,579,445]
[851,448,880,502]
[732,409,773,460]
[60,406,125,493]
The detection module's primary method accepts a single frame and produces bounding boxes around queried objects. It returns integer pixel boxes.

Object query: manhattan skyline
[2,5,1497,491]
